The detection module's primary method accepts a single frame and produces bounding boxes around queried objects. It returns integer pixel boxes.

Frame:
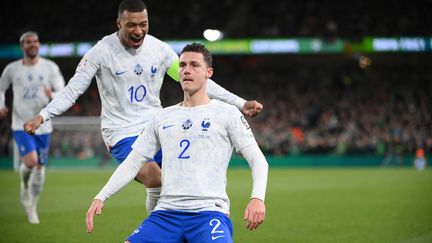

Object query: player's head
[117,0,148,49]
[179,43,213,93]
[19,31,40,59]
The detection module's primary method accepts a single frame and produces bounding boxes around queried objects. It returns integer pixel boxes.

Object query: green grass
[0,168,431,243]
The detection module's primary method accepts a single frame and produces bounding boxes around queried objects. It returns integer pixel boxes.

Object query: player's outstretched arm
[86,199,104,233]
[206,79,265,117]
[85,150,150,233]
[23,115,44,135]
[242,100,263,117]
[244,198,266,231]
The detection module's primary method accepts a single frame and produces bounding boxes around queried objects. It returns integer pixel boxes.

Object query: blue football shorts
[13,131,50,165]
[110,135,162,166]
[127,210,233,243]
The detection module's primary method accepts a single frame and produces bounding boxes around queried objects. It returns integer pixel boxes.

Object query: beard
[25,48,38,59]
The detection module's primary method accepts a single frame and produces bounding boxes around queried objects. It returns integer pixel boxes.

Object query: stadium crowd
[1,0,431,43]
[2,58,430,158]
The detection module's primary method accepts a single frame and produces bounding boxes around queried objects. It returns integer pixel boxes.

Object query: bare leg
[135,162,161,213]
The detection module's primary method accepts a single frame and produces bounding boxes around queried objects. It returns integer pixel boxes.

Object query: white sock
[145,187,161,214]
[29,166,45,202]
[20,163,32,190]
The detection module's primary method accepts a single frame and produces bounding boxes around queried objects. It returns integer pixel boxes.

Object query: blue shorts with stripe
[109,136,162,166]
[13,131,50,165]
[127,210,233,243]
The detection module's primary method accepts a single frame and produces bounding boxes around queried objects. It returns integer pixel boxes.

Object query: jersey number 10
[128,85,147,103]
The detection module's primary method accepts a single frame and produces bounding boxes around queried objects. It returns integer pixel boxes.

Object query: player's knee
[22,151,39,168]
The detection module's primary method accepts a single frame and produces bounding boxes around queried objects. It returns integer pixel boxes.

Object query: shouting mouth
[129,35,144,48]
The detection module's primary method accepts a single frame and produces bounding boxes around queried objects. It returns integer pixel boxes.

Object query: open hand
[243,198,266,231]
[86,199,104,233]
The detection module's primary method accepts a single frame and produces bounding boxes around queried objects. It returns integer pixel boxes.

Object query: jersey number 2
[178,139,190,159]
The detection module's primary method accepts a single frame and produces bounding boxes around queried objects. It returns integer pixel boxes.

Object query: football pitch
[0,167,431,243]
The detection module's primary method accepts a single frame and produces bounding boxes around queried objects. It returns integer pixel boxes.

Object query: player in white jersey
[0,31,65,224]
[24,0,263,213]
[86,43,268,243]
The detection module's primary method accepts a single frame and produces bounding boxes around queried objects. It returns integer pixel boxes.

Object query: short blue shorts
[110,136,162,166]
[127,210,233,243]
[13,131,50,165]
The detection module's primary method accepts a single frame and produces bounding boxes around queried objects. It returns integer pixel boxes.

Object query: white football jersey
[40,33,178,147]
[132,99,257,214]
[0,58,65,134]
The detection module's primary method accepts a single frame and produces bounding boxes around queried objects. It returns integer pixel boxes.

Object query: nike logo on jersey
[211,235,225,240]
[115,70,127,75]
[162,124,175,129]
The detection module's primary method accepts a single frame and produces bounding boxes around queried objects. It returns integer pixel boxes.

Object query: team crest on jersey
[76,57,88,71]
[38,75,44,82]
[201,118,211,131]
[182,119,193,130]
[150,65,158,77]
[134,64,143,76]
[240,116,251,129]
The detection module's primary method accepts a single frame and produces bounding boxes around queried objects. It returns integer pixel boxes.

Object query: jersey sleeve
[164,43,180,82]
[0,64,12,109]
[166,59,179,81]
[39,44,102,122]
[94,149,149,201]
[226,108,258,152]
[131,115,161,159]
[48,62,66,98]
[206,79,246,110]
[240,144,268,201]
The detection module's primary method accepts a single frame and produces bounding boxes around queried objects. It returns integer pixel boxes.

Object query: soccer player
[23,0,263,213]
[86,43,268,243]
[0,31,65,224]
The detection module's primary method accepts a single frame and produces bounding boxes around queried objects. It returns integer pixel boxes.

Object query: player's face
[117,10,149,49]
[179,52,213,94]
[21,34,40,58]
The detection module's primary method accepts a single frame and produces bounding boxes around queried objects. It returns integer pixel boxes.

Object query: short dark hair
[118,0,147,17]
[181,43,213,68]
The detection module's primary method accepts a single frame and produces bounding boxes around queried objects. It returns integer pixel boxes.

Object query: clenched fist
[23,115,44,135]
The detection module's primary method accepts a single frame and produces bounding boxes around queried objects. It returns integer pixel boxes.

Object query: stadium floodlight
[203,29,223,42]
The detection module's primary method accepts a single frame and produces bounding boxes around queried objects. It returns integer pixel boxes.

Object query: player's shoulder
[4,60,21,69]
[2,60,22,74]
[39,57,59,68]
[211,99,239,113]
[99,33,117,45]
[160,103,182,114]
[144,34,164,45]
[144,34,174,52]
[94,33,120,54]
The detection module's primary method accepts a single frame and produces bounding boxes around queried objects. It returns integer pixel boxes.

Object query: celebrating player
[0,31,65,224]
[86,42,268,242]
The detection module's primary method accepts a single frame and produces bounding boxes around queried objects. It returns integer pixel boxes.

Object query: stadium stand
[0,0,431,159]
